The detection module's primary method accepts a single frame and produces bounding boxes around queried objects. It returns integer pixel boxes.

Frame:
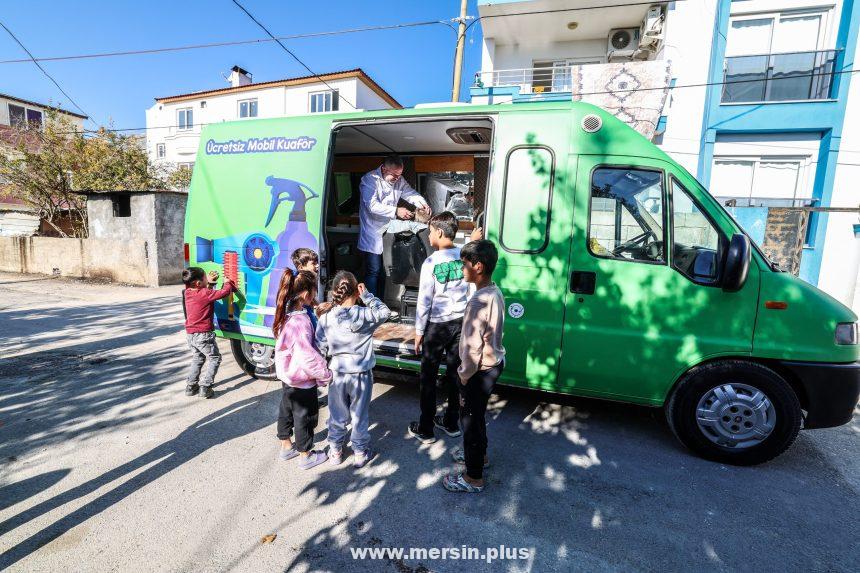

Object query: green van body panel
[184,100,859,408]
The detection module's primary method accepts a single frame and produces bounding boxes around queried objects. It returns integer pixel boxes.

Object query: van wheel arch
[665,359,802,465]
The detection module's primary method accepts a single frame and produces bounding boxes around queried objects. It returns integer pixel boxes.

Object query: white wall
[0,96,85,129]
[146,77,393,167]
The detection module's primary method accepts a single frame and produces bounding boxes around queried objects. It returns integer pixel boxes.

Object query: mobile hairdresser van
[184,100,859,465]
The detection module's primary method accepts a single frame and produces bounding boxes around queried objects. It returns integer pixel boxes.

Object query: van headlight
[835,322,858,345]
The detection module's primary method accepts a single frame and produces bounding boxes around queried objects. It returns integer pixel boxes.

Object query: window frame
[586,164,669,266]
[498,144,555,255]
[8,103,25,127]
[238,98,258,118]
[727,8,832,56]
[308,90,339,113]
[177,107,193,131]
[668,175,728,286]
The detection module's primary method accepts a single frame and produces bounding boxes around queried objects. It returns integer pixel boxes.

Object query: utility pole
[451,0,469,102]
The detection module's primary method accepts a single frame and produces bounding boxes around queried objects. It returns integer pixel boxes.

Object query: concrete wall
[154,192,187,285]
[87,194,156,240]
[0,236,153,285]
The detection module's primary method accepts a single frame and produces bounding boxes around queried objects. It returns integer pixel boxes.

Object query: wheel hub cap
[241,342,274,368]
[696,383,776,449]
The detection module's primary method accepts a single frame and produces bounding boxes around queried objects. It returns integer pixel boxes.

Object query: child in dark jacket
[273,269,332,470]
[182,267,236,399]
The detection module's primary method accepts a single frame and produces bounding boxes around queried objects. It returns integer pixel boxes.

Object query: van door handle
[570,270,596,294]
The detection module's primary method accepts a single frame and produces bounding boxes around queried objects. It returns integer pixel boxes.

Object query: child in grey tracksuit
[315,271,391,468]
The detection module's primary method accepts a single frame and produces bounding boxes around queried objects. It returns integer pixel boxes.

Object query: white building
[0,93,88,237]
[145,66,401,170]
[471,0,860,311]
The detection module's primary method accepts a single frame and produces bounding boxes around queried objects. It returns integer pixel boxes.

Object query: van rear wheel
[666,360,801,465]
[230,339,277,380]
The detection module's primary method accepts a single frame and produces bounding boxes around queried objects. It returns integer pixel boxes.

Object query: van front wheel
[666,360,801,465]
[230,339,277,380]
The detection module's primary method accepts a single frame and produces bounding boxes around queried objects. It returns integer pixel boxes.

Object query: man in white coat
[358,155,430,297]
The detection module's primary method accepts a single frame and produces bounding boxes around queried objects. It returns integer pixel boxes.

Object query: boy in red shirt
[182,267,236,398]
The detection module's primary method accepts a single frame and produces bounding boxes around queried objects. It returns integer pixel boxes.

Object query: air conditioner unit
[608,28,640,60]
[640,6,664,49]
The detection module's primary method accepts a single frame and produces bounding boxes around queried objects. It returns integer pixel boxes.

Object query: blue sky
[1,0,483,129]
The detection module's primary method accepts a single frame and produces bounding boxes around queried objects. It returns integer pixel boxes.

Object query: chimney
[228,66,252,87]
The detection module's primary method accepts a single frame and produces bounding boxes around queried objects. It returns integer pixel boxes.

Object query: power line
[0,20,454,65]
[230,0,357,110]
[49,66,857,135]
[0,19,95,126]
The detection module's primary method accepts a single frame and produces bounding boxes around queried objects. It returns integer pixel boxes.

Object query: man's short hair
[382,155,404,169]
[461,240,498,277]
[291,247,319,269]
[182,266,206,286]
[429,211,458,240]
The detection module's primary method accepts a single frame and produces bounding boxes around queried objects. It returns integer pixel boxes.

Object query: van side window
[670,178,722,282]
[499,146,554,253]
[587,167,665,264]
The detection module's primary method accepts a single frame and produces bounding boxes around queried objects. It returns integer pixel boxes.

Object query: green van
[183,100,860,465]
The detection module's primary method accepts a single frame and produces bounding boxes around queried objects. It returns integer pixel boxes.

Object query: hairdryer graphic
[196,232,280,309]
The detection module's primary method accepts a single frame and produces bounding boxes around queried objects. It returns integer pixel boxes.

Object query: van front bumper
[779,360,860,429]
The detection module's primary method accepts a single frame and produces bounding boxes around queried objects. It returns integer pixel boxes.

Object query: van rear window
[499,146,554,254]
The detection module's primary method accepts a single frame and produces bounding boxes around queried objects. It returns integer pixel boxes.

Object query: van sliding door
[486,110,575,390]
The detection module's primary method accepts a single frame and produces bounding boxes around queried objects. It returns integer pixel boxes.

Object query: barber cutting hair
[358,155,431,297]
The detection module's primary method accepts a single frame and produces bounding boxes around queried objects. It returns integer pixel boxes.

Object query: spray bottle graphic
[263,175,320,325]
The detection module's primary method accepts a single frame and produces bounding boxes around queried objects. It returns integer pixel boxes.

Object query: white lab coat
[357,167,428,254]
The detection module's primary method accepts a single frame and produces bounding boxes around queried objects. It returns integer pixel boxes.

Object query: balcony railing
[721,49,837,104]
[474,65,587,94]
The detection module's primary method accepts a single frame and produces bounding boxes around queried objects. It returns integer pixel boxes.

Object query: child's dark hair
[460,240,498,277]
[291,248,319,270]
[272,269,318,337]
[182,267,205,286]
[319,270,358,315]
[429,211,458,240]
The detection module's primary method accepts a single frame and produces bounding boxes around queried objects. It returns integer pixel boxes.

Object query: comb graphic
[223,250,239,320]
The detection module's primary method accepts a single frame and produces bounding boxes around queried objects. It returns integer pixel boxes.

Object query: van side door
[557,156,760,403]
[485,110,575,389]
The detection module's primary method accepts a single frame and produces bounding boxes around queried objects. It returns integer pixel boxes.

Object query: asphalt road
[0,272,858,573]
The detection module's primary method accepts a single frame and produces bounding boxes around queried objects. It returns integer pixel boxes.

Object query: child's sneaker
[407,422,437,444]
[353,448,376,468]
[185,384,199,396]
[433,415,461,437]
[278,447,299,461]
[199,386,214,399]
[451,446,490,468]
[442,472,484,493]
[329,448,343,466]
[297,450,328,470]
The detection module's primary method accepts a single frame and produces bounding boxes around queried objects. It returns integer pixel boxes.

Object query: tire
[230,339,278,380]
[666,360,801,466]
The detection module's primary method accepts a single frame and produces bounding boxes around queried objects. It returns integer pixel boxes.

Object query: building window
[112,195,131,218]
[238,99,258,118]
[8,104,42,128]
[722,10,835,102]
[309,90,339,113]
[532,59,602,93]
[156,143,165,158]
[587,167,665,264]
[177,108,193,130]
[711,157,806,206]
[499,146,554,253]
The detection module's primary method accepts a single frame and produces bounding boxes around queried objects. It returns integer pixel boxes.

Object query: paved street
[0,272,858,572]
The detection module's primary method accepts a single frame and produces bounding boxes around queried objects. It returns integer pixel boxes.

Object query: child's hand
[470,226,483,242]
[357,283,367,297]
[207,270,220,284]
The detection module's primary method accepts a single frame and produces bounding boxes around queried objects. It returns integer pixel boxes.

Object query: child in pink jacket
[271,269,331,470]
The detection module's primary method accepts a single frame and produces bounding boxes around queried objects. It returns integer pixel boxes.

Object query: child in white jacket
[316,271,390,468]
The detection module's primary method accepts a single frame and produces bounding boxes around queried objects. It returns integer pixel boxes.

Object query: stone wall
[0,236,153,285]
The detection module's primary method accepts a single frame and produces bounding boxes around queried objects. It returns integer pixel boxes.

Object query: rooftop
[154,68,401,109]
[0,92,88,119]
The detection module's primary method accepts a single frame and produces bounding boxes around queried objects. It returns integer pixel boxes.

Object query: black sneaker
[407,422,436,444]
[200,386,214,399]
[185,384,199,396]
[433,415,461,438]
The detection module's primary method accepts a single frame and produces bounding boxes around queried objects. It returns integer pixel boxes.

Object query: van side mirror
[722,233,750,292]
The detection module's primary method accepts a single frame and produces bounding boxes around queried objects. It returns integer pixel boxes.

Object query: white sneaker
[329,449,343,466]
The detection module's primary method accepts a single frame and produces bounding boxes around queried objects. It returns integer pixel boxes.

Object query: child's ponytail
[319,270,358,316]
[272,269,318,336]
